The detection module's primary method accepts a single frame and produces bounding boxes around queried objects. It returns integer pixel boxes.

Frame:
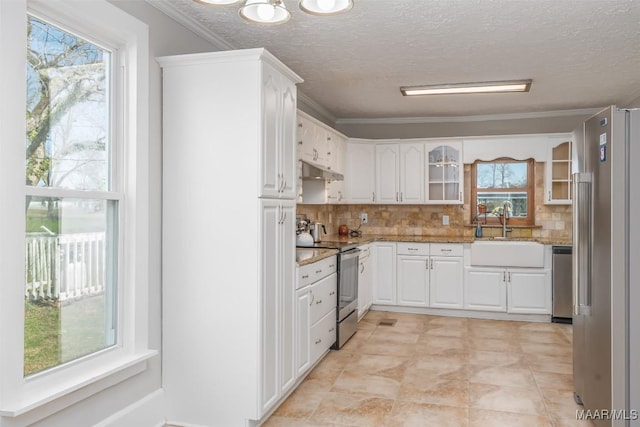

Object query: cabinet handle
[298,140,303,145]
[315,339,322,344]
[329,291,335,296]
[372,192,375,202]
[315,269,322,274]
[329,264,335,268]
[508,272,511,282]
[408,248,417,251]
[309,293,315,306]
[338,191,343,201]
[548,190,551,202]
[302,274,309,279]
[298,123,303,128]
[316,299,322,304]
[396,192,399,202]
[503,272,506,282]
[400,192,403,202]
[329,327,335,332]
[459,191,462,201]
[430,259,434,269]
[426,260,429,269]
[360,262,364,273]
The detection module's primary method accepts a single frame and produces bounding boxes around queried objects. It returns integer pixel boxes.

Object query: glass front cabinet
[545,140,572,205]
[425,141,464,204]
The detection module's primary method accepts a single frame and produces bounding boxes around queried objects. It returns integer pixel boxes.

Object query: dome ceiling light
[195,0,354,26]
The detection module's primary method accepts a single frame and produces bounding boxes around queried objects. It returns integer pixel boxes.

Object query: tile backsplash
[297,163,572,242]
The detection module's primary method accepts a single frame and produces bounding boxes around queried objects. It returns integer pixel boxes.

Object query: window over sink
[471,158,535,226]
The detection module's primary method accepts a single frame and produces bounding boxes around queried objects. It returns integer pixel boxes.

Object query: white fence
[25,232,106,302]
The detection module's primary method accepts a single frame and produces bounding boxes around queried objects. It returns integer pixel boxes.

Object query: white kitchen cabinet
[425,141,463,204]
[395,243,463,309]
[430,256,464,309]
[397,254,429,307]
[309,271,337,365]
[508,268,551,314]
[375,143,424,204]
[357,244,372,320]
[545,140,572,205]
[295,287,311,376]
[297,114,316,164]
[159,49,302,426]
[464,266,551,314]
[375,144,400,203]
[261,61,298,199]
[326,133,346,204]
[372,242,396,304]
[346,142,376,203]
[464,267,507,312]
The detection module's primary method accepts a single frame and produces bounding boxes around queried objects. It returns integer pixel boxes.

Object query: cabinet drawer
[397,242,430,256]
[298,255,337,288]
[311,308,337,364]
[430,243,463,257]
[310,272,337,324]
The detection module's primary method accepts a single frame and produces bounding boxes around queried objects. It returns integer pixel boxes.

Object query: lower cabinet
[372,242,397,304]
[508,269,551,314]
[430,256,464,309]
[357,244,372,320]
[397,254,429,307]
[464,267,551,314]
[295,258,337,380]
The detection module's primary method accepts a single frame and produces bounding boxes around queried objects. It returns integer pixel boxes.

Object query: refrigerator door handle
[573,172,593,316]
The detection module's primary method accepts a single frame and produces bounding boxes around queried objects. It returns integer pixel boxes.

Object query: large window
[0,0,152,418]
[471,158,535,226]
[24,15,118,376]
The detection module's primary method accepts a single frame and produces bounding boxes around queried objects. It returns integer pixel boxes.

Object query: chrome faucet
[502,201,513,238]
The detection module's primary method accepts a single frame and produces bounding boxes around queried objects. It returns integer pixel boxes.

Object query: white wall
[9,2,221,426]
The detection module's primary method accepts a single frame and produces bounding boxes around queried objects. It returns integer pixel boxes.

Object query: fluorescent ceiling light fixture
[299,0,353,15]
[400,80,532,96]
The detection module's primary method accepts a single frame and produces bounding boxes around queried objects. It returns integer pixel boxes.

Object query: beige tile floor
[264,310,596,427]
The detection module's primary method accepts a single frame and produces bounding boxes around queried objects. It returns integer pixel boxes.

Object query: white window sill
[0,349,157,418]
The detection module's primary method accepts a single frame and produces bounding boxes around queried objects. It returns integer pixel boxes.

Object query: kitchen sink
[470,240,545,267]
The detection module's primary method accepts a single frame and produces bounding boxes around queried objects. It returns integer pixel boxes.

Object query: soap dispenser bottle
[475,221,483,238]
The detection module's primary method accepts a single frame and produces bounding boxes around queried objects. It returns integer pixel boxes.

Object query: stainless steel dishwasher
[552,245,572,323]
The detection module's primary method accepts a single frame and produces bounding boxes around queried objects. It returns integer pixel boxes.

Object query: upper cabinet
[375,143,424,204]
[346,141,376,203]
[545,140,572,205]
[425,141,463,204]
[261,62,298,199]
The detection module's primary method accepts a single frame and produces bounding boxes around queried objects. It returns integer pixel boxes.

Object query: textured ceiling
[151,0,640,120]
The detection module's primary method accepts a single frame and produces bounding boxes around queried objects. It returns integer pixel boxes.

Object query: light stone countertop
[296,248,338,266]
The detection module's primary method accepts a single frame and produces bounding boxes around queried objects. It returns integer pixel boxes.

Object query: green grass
[24,296,107,376]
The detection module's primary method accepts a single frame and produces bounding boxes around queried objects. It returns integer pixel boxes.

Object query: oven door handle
[339,248,361,261]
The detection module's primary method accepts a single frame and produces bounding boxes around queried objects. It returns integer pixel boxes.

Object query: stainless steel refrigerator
[573,106,638,426]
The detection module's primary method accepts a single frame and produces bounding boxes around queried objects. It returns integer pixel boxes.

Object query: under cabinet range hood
[301,160,344,181]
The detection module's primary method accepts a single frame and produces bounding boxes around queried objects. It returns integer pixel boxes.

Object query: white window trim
[0,0,155,422]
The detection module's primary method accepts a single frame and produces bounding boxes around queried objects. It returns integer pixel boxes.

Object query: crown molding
[297,91,337,125]
[335,108,602,125]
[146,0,236,51]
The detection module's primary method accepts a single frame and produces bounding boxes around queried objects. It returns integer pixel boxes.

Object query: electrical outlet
[360,213,368,224]
[442,215,450,225]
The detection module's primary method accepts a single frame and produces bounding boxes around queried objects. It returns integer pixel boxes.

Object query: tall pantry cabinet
[158,49,302,427]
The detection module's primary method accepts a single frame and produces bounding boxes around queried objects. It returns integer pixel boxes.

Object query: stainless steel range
[301,240,359,349]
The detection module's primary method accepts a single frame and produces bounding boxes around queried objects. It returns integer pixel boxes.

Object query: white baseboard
[93,389,165,427]
[369,305,552,322]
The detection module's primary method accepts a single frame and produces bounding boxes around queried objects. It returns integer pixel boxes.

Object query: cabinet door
[279,201,296,392]
[260,66,281,198]
[357,251,372,320]
[280,83,297,198]
[545,140,572,205]
[430,256,464,309]
[376,144,400,203]
[397,255,429,307]
[372,242,396,304]
[295,288,310,377]
[346,143,376,203]
[463,267,507,312]
[508,269,551,314]
[400,143,425,204]
[260,200,279,410]
[425,141,463,204]
[297,115,315,163]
